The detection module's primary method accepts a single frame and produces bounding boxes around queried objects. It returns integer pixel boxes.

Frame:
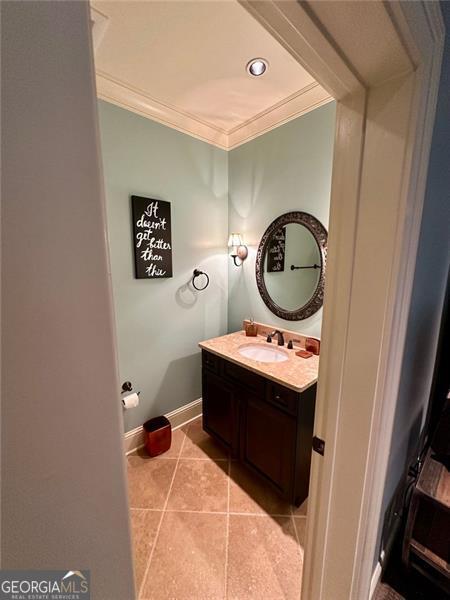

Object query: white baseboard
[369,561,382,599]
[124,398,202,455]
[165,397,203,430]
[124,426,145,455]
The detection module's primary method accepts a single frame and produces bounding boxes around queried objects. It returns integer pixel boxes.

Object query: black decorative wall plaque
[267,227,286,272]
[131,196,173,279]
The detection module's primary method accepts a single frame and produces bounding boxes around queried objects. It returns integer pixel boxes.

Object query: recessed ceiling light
[246,58,268,77]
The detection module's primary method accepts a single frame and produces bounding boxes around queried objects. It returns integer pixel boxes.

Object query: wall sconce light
[228,233,248,267]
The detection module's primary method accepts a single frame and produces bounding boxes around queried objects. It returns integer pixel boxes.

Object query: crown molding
[96,71,229,150]
[91,6,110,52]
[227,82,333,149]
[95,70,332,151]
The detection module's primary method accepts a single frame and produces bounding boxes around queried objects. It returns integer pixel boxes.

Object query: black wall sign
[267,227,286,272]
[131,196,173,279]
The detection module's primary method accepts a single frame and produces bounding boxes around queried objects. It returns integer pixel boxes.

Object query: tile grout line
[152,456,228,462]
[290,505,305,600]
[137,425,189,600]
[130,506,299,518]
[224,456,231,600]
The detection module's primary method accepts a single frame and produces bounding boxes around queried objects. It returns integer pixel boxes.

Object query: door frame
[240,2,444,598]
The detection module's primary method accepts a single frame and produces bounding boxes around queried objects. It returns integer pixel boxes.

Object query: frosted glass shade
[228,233,244,248]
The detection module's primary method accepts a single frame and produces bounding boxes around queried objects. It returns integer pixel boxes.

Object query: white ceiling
[91,1,332,150]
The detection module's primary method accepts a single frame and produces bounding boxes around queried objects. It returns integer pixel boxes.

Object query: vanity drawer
[202,350,221,374]
[266,382,298,416]
[223,360,265,395]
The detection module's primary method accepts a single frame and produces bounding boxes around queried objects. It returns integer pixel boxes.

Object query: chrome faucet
[268,329,285,346]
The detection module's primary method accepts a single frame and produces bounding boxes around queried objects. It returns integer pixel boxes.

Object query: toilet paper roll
[122,392,139,410]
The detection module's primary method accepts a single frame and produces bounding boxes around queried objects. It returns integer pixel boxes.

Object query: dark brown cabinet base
[202,350,316,506]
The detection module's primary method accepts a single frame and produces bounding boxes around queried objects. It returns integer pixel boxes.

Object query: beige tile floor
[128,416,307,600]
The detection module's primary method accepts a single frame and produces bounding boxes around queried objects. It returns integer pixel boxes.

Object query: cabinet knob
[274,393,288,405]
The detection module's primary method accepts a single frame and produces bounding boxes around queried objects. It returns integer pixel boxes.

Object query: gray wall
[1,3,135,598]
[374,8,450,566]
[228,102,336,337]
[99,101,229,433]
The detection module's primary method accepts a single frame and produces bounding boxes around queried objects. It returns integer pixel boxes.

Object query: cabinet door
[202,369,239,455]
[241,393,296,498]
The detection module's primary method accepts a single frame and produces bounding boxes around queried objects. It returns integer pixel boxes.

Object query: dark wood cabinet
[403,448,450,592]
[201,349,316,506]
[241,393,296,497]
[202,369,239,455]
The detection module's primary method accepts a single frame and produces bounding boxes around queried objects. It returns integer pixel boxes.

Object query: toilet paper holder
[121,381,140,395]
[121,381,140,410]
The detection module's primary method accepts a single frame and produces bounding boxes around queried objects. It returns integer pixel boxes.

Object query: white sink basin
[238,343,289,363]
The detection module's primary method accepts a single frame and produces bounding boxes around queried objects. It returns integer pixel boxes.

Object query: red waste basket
[143,416,171,457]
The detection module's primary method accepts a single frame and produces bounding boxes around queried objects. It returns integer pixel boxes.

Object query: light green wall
[100,100,335,432]
[99,100,229,432]
[227,102,336,338]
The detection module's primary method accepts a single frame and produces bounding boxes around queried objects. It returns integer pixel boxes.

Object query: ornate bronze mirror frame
[255,211,328,321]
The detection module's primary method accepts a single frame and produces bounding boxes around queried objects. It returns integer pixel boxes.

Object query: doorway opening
[3,1,443,598]
[92,1,336,598]
[91,1,444,599]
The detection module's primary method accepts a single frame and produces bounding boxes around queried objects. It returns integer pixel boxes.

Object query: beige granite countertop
[199,331,319,393]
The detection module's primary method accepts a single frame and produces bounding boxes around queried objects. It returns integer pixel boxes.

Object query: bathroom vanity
[199,330,318,506]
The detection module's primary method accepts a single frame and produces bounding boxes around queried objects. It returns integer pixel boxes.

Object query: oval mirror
[255,212,327,321]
